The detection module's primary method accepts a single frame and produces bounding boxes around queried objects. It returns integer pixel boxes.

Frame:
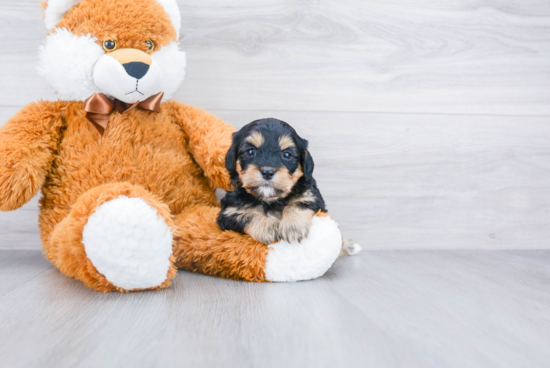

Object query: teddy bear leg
[172,205,269,282]
[172,207,343,283]
[45,183,177,292]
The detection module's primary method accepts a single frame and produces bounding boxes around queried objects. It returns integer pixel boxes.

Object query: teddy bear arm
[169,101,234,191]
[0,101,64,211]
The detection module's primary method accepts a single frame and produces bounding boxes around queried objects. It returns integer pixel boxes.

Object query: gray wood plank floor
[0,249,549,368]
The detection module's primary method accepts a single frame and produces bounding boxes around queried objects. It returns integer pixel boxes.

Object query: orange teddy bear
[0,0,345,292]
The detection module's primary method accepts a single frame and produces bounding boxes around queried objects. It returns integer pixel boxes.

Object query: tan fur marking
[245,131,265,148]
[223,205,255,225]
[278,206,314,243]
[238,163,265,193]
[240,202,316,244]
[278,135,295,150]
[238,163,304,200]
[271,166,304,198]
[288,190,316,206]
[244,210,281,245]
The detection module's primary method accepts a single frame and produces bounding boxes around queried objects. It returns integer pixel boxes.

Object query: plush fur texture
[173,205,269,282]
[47,183,177,292]
[39,0,185,102]
[53,0,177,48]
[0,96,253,290]
[92,49,163,104]
[37,29,103,101]
[44,0,82,30]
[44,0,181,38]
[0,101,65,212]
[155,0,181,38]
[152,42,187,100]
[83,196,174,290]
[265,215,343,282]
[0,0,345,291]
[35,100,233,248]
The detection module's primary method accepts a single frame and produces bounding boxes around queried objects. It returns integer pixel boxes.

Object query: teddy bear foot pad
[82,196,173,290]
[265,216,342,282]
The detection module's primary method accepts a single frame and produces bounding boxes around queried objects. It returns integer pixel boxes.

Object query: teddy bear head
[38,0,186,103]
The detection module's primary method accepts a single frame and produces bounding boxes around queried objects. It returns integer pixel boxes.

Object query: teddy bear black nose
[123,62,150,80]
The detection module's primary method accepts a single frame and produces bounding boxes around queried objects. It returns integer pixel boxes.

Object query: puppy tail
[340,238,362,257]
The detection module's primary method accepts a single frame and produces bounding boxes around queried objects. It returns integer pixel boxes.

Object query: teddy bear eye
[103,40,117,52]
[145,40,155,51]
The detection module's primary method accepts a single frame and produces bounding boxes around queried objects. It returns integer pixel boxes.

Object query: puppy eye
[245,149,256,157]
[282,152,292,160]
[145,40,155,51]
[103,40,117,52]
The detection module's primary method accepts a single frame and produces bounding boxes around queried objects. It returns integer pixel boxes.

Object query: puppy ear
[225,131,242,180]
[295,135,314,181]
[302,149,315,181]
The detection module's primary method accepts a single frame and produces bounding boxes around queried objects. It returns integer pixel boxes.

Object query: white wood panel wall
[0,0,549,250]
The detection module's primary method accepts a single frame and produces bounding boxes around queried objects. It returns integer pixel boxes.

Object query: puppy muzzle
[93,48,163,104]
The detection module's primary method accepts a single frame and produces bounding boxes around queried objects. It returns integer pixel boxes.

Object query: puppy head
[225,118,314,202]
[37,0,186,103]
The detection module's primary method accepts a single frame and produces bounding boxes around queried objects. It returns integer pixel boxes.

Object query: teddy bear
[0,0,345,292]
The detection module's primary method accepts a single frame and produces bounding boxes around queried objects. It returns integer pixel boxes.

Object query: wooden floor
[0,249,548,368]
[1,0,550,367]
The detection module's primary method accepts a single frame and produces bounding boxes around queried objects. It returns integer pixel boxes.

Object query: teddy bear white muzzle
[93,48,163,104]
[37,29,186,102]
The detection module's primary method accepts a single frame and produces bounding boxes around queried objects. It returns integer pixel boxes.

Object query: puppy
[217,118,324,244]
[218,118,361,257]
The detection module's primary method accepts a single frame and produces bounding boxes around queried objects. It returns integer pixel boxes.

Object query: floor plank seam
[0,265,54,298]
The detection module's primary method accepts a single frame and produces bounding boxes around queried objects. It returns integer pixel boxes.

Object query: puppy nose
[260,168,276,180]
[123,62,150,79]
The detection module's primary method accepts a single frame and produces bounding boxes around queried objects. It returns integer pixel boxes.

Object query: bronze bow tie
[84,92,164,135]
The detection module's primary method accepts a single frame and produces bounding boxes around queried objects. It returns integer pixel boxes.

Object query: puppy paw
[278,218,311,244]
[244,223,280,245]
[257,230,281,245]
[265,216,343,282]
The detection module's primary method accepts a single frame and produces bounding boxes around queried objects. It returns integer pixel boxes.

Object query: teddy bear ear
[156,0,182,38]
[43,0,182,38]
[43,0,82,30]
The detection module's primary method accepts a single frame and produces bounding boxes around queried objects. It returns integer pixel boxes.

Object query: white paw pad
[82,196,173,290]
[265,216,342,282]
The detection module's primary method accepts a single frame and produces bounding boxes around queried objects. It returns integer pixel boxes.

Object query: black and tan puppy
[217,118,326,244]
